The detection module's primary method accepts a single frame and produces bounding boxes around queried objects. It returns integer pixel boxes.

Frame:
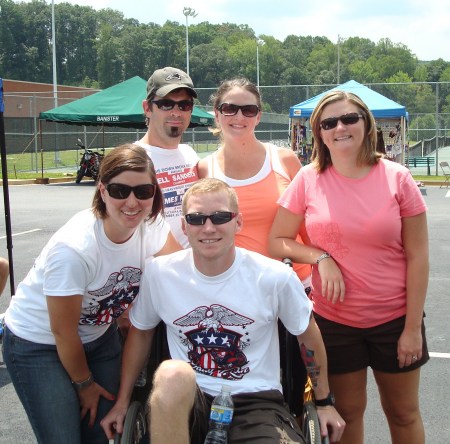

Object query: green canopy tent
[39,76,214,128]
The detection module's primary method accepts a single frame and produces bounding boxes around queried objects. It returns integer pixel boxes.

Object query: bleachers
[405,156,435,175]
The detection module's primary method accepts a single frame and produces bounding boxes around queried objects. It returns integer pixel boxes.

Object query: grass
[0,146,445,181]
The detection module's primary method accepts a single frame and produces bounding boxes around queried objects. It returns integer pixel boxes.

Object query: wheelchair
[280,322,330,444]
[114,331,329,444]
[113,400,147,444]
[115,260,329,443]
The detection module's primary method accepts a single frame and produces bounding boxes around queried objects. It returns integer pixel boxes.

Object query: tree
[121,24,152,79]
[56,3,98,85]
[368,38,417,80]
[189,43,229,91]
[0,0,52,82]
[96,24,123,87]
[425,58,450,83]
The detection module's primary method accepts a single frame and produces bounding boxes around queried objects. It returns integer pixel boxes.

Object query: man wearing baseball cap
[135,67,200,248]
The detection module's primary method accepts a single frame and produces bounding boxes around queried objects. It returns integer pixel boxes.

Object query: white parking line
[0,228,41,240]
[446,190,450,198]
[430,352,450,359]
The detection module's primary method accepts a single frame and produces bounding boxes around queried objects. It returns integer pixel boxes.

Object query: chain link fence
[3,81,450,175]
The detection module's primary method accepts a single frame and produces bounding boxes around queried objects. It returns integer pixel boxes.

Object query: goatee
[168,127,182,138]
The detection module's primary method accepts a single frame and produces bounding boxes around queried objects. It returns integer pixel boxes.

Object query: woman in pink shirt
[269,91,429,444]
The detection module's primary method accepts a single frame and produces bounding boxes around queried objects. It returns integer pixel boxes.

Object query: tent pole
[0,80,16,295]
[40,120,45,179]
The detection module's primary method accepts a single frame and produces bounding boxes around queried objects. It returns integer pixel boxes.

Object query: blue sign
[0,79,4,113]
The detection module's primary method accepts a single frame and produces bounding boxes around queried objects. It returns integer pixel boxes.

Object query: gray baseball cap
[146,67,197,100]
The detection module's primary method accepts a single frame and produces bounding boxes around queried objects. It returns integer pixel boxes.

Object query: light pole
[183,7,198,76]
[51,0,58,108]
[256,38,265,90]
[337,34,341,84]
[51,0,59,166]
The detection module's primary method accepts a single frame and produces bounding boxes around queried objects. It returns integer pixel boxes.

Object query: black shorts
[314,313,430,374]
[190,389,306,444]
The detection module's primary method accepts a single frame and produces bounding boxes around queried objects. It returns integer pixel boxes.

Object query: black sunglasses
[184,211,237,226]
[319,113,364,130]
[151,99,194,112]
[106,183,156,200]
[217,103,260,118]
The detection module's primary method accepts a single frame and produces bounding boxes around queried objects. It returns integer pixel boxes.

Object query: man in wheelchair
[101,178,345,443]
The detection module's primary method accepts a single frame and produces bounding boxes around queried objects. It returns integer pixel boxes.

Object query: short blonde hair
[182,178,239,214]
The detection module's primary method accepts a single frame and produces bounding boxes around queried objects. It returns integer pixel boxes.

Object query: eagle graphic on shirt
[174,304,254,380]
[80,266,141,326]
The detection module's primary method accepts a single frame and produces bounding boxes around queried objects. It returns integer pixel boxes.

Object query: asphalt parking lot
[0,181,449,443]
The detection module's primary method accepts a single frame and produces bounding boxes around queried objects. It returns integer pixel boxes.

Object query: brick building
[2,79,97,118]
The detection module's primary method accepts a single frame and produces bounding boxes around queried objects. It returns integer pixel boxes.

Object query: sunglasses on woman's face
[319,113,364,130]
[106,183,156,200]
[151,99,194,112]
[184,211,237,225]
[217,103,260,117]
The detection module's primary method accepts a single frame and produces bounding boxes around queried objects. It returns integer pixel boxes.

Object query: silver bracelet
[316,252,331,264]
[72,372,94,391]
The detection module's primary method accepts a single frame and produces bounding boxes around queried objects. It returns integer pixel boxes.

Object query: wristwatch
[72,372,94,391]
[315,392,335,407]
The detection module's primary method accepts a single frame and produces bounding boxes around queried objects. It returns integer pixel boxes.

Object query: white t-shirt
[5,209,170,344]
[130,247,312,397]
[135,142,199,248]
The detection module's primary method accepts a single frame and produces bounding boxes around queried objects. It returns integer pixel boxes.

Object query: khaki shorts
[190,389,306,444]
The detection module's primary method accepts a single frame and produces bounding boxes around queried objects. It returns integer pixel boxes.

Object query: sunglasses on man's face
[184,211,237,226]
[217,103,260,118]
[106,183,156,200]
[319,113,364,131]
[151,99,194,112]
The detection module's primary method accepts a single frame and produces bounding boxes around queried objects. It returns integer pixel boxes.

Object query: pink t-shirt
[278,159,427,328]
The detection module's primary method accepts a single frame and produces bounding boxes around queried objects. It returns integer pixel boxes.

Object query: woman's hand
[397,326,423,368]
[318,258,346,303]
[78,382,116,428]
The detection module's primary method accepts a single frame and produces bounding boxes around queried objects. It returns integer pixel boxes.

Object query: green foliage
[2,0,450,114]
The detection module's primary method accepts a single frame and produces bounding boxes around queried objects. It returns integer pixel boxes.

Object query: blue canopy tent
[289,80,408,163]
[289,80,407,119]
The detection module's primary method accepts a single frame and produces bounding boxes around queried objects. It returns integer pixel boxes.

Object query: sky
[50,0,449,62]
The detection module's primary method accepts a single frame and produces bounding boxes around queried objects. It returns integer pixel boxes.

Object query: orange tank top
[207,144,311,282]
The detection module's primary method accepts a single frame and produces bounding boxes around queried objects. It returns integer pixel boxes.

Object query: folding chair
[440,161,450,188]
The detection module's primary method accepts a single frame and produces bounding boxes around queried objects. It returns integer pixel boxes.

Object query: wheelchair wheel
[302,401,321,444]
[114,401,147,444]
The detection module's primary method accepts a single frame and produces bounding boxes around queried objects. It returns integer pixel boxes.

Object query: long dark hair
[92,144,163,221]
[209,77,262,138]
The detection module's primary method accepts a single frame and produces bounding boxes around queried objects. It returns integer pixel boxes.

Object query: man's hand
[100,401,129,439]
[316,405,346,442]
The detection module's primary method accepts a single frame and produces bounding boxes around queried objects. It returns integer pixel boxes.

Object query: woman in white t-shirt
[2,144,180,444]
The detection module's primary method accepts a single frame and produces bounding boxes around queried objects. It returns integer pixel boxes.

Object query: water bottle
[204,385,234,444]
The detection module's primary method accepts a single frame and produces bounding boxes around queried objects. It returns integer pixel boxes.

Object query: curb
[0,177,89,185]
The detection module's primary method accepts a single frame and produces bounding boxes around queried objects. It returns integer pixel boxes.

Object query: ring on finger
[412,355,418,361]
